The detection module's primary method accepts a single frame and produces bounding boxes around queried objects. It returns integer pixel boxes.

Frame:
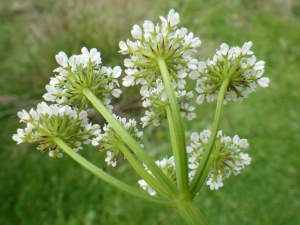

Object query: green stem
[177,199,209,225]
[117,143,171,198]
[157,57,189,195]
[190,78,230,197]
[82,88,179,198]
[54,137,173,207]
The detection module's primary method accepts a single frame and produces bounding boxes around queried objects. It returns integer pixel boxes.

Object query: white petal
[187,59,198,70]
[196,95,205,104]
[167,9,180,26]
[122,76,135,87]
[143,20,154,32]
[220,43,229,55]
[253,61,265,70]
[124,58,134,67]
[241,41,252,55]
[79,111,88,120]
[119,41,128,51]
[189,71,200,80]
[112,89,122,98]
[257,77,270,88]
[190,37,201,48]
[81,47,90,60]
[131,25,143,39]
[55,52,68,68]
[112,66,122,78]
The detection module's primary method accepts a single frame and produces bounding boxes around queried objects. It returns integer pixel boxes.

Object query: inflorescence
[13,102,101,158]
[44,47,122,111]
[187,130,251,190]
[139,156,176,196]
[92,115,143,167]
[192,42,270,104]
[119,9,201,90]
[140,79,195,127]
[13,9,269,194]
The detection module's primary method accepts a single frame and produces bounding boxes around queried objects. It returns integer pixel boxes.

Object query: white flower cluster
[138,156,176,196]
[140,79,195,127]
[43,47,122,111]
[12,102,101,158]
[119,9,201,90]
[187,130,251,190]
[192,42,270,104]
[92,115,143,167]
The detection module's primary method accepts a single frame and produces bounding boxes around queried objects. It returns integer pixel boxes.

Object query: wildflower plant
[13,9,270,225]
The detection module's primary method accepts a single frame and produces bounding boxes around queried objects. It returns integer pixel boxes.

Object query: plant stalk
[190,78,230,197]
[177,199,209,225]
[157,57,189,196]
[82,88,179,198]
[54,137,173,207]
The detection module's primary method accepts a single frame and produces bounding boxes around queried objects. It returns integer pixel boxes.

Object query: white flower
[138,156,176,196]
[119,41,128,52]
[241,41,252,55]
[55,52,68,68]
[122,75,135,87]
[220,43,229,55]
[167,9,180,27]
[124,58,134,67]
[105,151,118,167]
[187,130,251,190]
[107,66,122,78]
[13,102,101,158]
[257,77,270,88]
[188,71,200,80]
[111,89,122,98]
[253,61,265,70]
[143,20,155,33]
[206,175,224,190]
[140,80,195,127]
[119,9,200,91]
[195,42,269,104]
[131,25,143,39]
[187,59,198,70]
[45,48,122,110]
[97,115,143,167]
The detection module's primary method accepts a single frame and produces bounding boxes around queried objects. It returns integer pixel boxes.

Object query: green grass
[1,0,300,224]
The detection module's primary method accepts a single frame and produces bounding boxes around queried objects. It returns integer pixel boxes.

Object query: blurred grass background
[1,0,300,224]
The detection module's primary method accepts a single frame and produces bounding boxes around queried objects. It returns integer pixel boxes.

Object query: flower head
[187,130,251,190]
[43,47,122,111]
[140,79,195,127]
[195,42,270,104]
[12,102,101,158]
[119,9,201,90]
[138,156,176,196]
[92,115,143,167]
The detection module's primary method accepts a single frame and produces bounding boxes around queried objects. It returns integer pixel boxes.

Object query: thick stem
[82,88,179,198]
[54,137,173,207]
[157,57,189,196]
[177,199,209,225]
[190,78,230,197]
